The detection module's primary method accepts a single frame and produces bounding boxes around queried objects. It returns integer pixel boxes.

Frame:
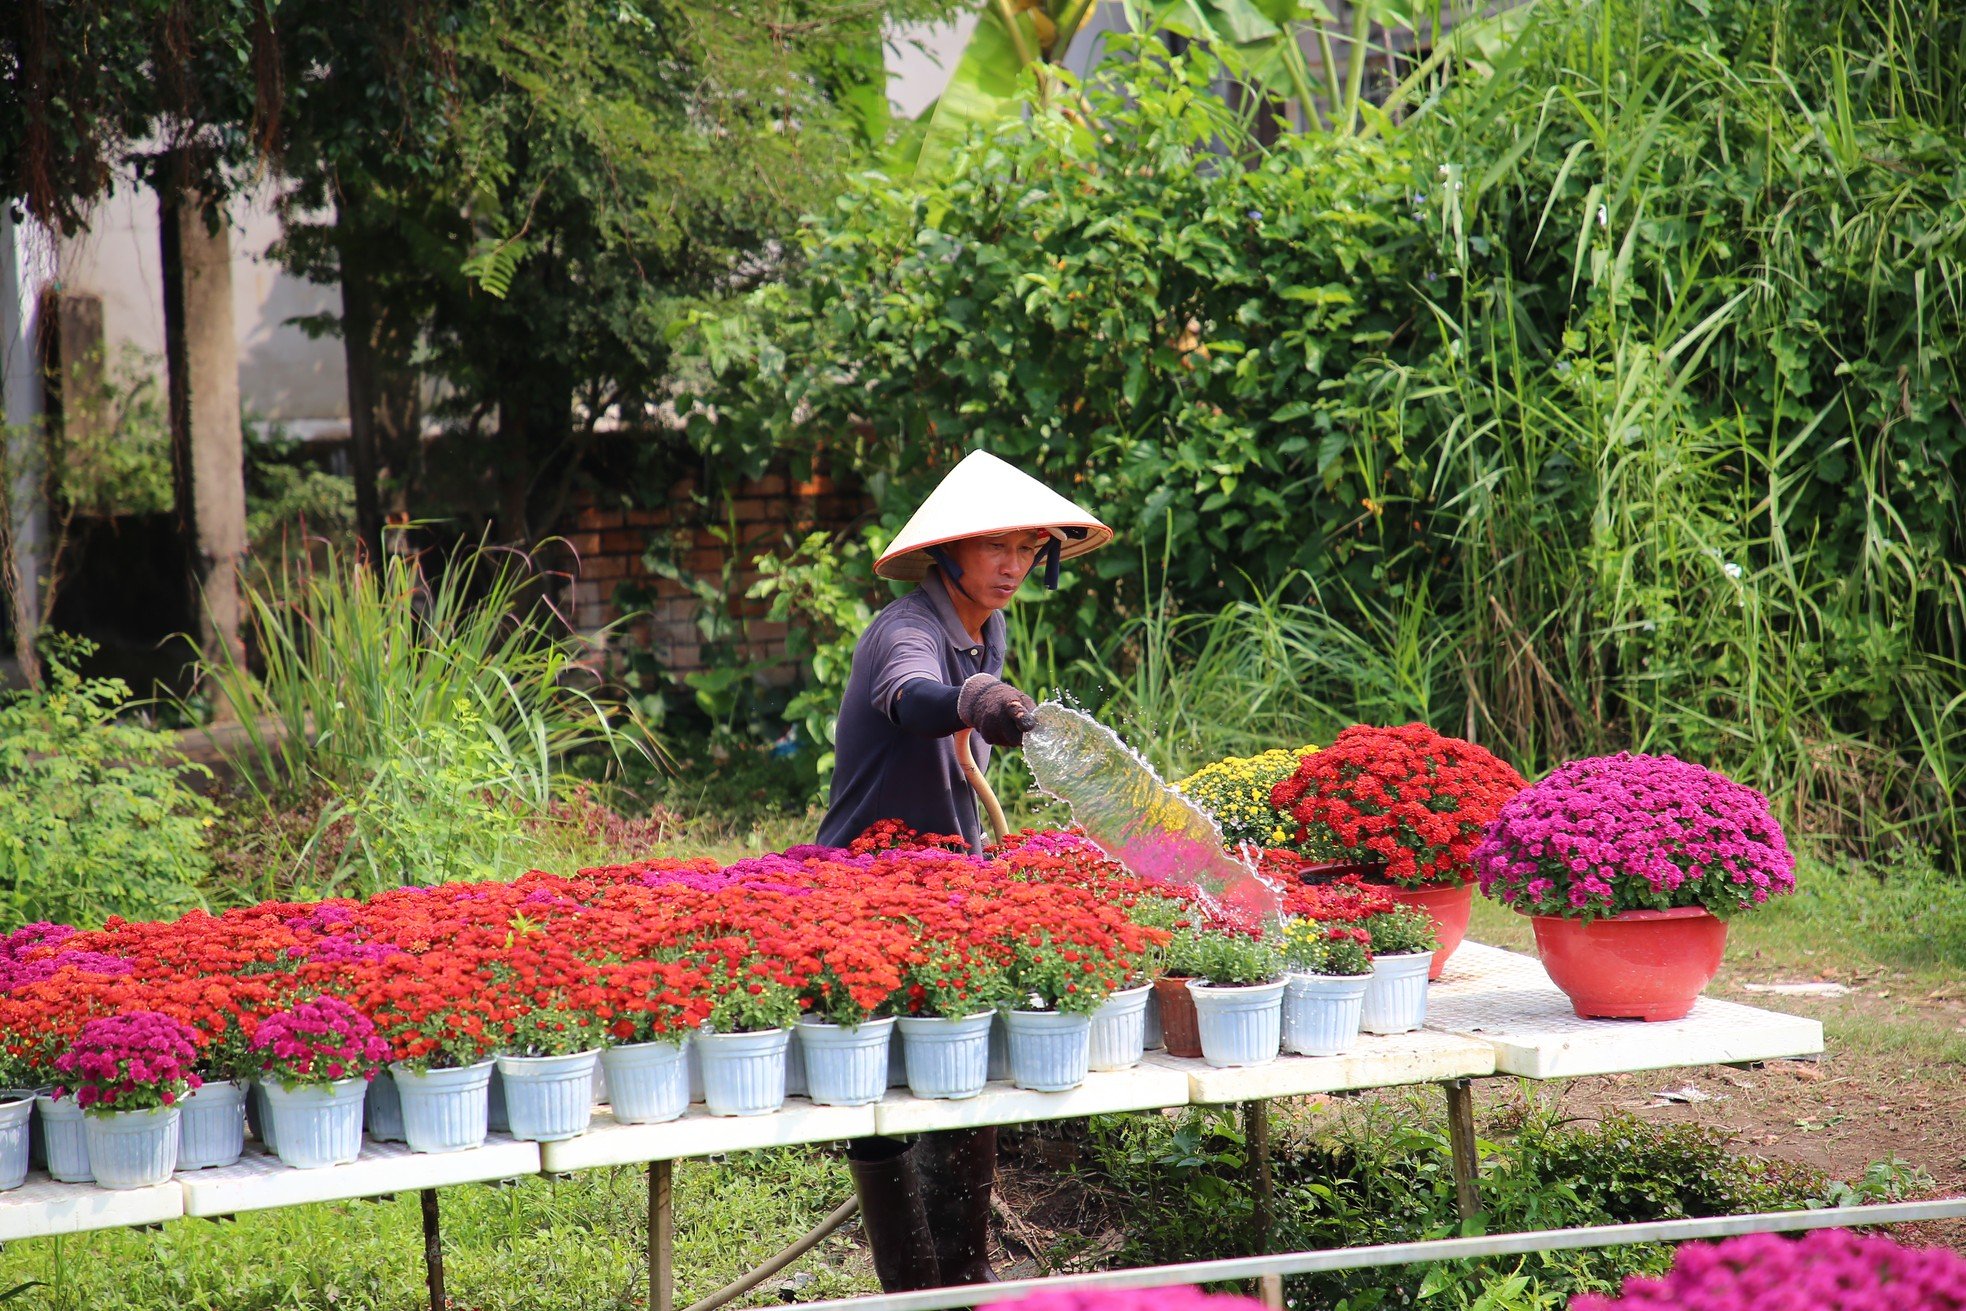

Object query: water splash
[1022,701,1283,929]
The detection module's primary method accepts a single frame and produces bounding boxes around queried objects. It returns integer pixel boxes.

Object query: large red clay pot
[1530,907,1728,1021]
[1153,975,1203,1058]
[1374,881,1475,982]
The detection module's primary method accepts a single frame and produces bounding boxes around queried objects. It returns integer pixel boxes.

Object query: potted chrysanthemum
[250,995,389,1169]
[494,996,605,1144]
[1271,724,1526,979]
[1184,931,1287,1069]
[595,959,710,1126]
[1175,746,1318,853]
[1280,920,1374,1056]
[895,940,1011,1100]
[1357,905,1440,1034]
[57,1011,202,1189]
[1472,753,1796,1020]
[695,949,802,1117]
[999,928,1127,1093]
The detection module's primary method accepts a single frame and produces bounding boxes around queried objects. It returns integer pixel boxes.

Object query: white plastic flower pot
[1360,952,1432,1034]
[365,1067,407,1143]
[600,1040,690,1125]
[986,1014,1010,1082]
[36,1093,91,1183]
[1143,989,1165,1051]
[1281,972,1370,1057]
[487,1066,509,1133]
[0,1088,42,1172]
[247,1079,278,1153]
[696,1029,790,1117]
[896,1013,993,1100]
[784,1031,807,1097]
[795,1018,894,1108]
[391,1061,493,1154]
[176,1078,246,1170]
[686,1041,704,1103]
[1188,978,1287,1068]
[1001,1009,1092,1092]
[496,1051,600,1142]
[1088,984,1152,1072]
[887,1027,909,1088]
[83,1105,181,1190]
[262,1078,367,1169]
[0,1097,32,1191]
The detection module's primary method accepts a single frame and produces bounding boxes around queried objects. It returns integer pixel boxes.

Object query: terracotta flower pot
[1376,881,1475,981]
[1152,975,1203,1059]
[1530,907,1728,1021]
[1294,861,1390,884]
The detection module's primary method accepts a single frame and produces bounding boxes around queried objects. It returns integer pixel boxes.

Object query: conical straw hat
[874,450,1114,582]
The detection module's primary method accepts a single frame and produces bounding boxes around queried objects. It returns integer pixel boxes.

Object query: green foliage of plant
[1186,931,1286,986]
[1364,906,1441,957]
[1283,920,1374,976]
[681,6,1966,864]
[198,541,650,898]
[746,528,886,779]
[0,637,213,928]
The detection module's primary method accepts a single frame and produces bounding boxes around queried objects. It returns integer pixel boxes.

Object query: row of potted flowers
[0,827,1432,1191]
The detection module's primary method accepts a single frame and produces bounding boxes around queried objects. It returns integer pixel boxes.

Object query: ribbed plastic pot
[0,1097,31,1191]
[687,1041,705,1103]
[784,1031,807,1097]
[263,1078,367,1169]
[1088,984,1152,1071]
[364,1068,406,1143]
[1001,1010,1092,1092]
[1143,990,1165,1051]
[246,1079,277,1153]
[0,1088,42,1172]
[887,1027,909,1088]
[1360,952,1432,1034]
[896,1013,993,1100]
[1281,972,1370,1056]
[496,1051,599,1142]
[1152,976,1203,1058]
[1188,979,1286,1068]
[697,1029,790,1117]
[390,1061,492,1154]
[601,1041,690,1125]
[985,1014,1010,1082]
[176,1078,246,1170]
[36,1093,92,1183]
[84,1105,181,1189]
[794,1018,893,1108]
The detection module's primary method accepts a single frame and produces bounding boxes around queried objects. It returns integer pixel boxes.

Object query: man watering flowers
[816,449,1112,1291]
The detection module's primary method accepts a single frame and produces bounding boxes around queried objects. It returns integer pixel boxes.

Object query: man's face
[942,530,1053,610]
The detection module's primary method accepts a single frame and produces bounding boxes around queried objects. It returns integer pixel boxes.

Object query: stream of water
[1021,701,1284,929]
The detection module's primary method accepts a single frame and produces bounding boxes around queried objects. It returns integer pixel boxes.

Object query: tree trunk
[159,175,248,678]
[336,210,385,562]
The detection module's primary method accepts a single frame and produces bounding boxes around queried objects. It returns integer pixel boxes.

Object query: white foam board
[0,1172,183,1240]
[539,1100,877,1172]
[1148,1030,1494,1104]
[178,1137,540,1218]
[872,1065,1192,1136]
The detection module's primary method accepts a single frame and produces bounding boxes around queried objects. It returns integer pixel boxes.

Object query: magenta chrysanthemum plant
[980,1287,1267,1311]
[1571,1229,1966,1311]
[1471,753,1795,920]
[54,1011,202,1114]
[250,995,390,1089]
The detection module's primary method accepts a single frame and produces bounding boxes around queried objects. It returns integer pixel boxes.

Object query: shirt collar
[920,566,1005,657]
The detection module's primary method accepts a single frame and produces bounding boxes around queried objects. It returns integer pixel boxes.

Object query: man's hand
[957,674,1038,748]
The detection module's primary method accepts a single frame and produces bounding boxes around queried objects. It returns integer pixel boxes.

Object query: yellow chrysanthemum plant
[1174,746,1319,853]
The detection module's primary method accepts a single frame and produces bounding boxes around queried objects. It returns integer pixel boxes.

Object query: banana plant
[907,0,1520,175]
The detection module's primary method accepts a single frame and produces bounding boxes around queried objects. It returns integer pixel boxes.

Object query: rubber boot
[846,1137,943,1292]
[916,1126,999,1284]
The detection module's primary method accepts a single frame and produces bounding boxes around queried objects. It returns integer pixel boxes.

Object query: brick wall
[557,470,871,675]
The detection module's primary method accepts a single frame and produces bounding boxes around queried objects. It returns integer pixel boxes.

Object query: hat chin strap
[931,530,1083,595]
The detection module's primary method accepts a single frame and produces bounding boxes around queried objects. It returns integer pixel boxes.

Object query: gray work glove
[957,673,1038,748]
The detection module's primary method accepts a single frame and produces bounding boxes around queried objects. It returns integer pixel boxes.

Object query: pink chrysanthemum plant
[54,1011,203,1114]
[250,995,391,1090]
[1571,1229,1966,1311]
[1472,753,1796,921]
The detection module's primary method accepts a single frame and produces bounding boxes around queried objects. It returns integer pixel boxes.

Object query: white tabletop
[1150,1029,1496,1104]
[539,1101,878,1173]
[0,1172,183,1240]
[177,1137,541,1218]
[1425,943,1826,1079]
[872,1066,1193,1136]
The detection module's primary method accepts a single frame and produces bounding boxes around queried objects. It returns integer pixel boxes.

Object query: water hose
[680,1196,860,1311]
[955,727,1010,842]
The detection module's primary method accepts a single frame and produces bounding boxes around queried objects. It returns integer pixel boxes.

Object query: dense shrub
[0,640,213,926]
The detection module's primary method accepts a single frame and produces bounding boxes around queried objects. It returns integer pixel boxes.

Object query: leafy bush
[0,638,213,926]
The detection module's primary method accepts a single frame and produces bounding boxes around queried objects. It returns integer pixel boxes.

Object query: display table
[0,941,1827,1311]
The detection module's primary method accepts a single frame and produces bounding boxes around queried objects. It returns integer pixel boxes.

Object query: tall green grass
[197,540,656,896]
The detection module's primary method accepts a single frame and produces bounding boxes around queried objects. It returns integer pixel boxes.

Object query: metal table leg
[651,1159,675,1311]
[1441,1079,1480,1220]
[420,1187,445,1311]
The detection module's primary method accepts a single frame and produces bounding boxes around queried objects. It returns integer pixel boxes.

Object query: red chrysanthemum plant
[1270,723,1527,887]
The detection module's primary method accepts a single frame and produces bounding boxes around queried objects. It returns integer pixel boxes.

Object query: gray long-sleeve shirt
[815,567,1005,853]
